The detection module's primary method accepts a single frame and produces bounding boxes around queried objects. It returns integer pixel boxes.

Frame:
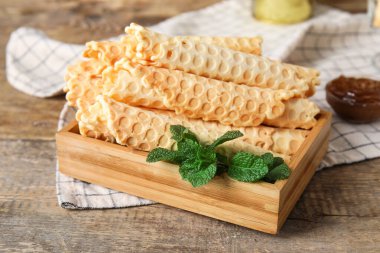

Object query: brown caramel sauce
[326,76,380,123]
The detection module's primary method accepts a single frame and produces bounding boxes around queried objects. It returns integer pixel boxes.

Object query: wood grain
[0,0,219,140]
[56,112,331,234]
[1,140,380,252]
[1,0,379,251]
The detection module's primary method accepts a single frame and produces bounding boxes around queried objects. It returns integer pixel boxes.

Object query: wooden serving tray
[56,111,331,234]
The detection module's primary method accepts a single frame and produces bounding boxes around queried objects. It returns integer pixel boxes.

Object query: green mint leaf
[209,130,243,149]
[179,159,201,180]
[261,153,274,167]
[216,153,229,174]
[179,160,217,187]
[228,152,268,182]
[198,146,217,164]
[177,138,201,159]
[261,153,285,172]
[146,148,183,164]
[272,157,285,169]
[170,125,198,143]
[178,145,218,187]
[264,163,291,183]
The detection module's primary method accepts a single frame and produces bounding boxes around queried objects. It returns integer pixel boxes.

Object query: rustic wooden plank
[0,0,221,40]
[0,0,219,140]
[0,0,377,251]
[0,84,66,140]
[1,140,380,252]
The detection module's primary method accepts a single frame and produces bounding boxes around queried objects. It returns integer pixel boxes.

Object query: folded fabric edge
[55,103,156,209]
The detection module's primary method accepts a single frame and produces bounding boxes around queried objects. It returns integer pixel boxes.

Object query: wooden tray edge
[56,110,332,235]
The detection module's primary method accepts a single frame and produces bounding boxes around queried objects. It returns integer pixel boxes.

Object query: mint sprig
[209,130,243,149]
[228,152,268,182]
[264,163,291,183]
[146,125,291,187]
[180,160,217,187]
[146,148,182,164]
[170,125,198,143]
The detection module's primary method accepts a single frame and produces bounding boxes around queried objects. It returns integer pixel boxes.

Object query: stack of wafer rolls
[64,23,321,162]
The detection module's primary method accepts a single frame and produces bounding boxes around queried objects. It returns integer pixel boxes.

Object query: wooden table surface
[1,0,379,252]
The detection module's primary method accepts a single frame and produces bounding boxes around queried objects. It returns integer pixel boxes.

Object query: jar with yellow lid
[254,0,312,24]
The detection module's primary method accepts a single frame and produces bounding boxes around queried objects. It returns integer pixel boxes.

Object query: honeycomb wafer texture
[64,59,105,107]
[102,61,167,110]
[125,23,320,97]
[142,62,296,127]
[265,98,320,129]
[80,95,288,158]
[76,97,115,142]
[179,35,262,55]
[107,60,316,129]
[78,96,307,159]
[65,59,112,140]
[124,23,262,57]
[83,41,126,66]
[83,29,262,68]
[64,58,168,111]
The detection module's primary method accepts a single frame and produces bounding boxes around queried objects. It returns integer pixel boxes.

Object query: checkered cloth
[6,0,380,209]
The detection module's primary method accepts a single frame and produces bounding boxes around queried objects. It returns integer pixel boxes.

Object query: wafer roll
[125,23,319,96]
[264,98,320,129]
[124,61,297,127]
[122,26,262,55]
[106,60,317,129]
[179,36,262,55]
[102,62,168,110]
[83,35,262,68]
[83,41,126,66]
[76,97,115,142]
[78,95,307,159]
[77,95,287,158]
[65,59,111,139]
[64,59,105,107]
